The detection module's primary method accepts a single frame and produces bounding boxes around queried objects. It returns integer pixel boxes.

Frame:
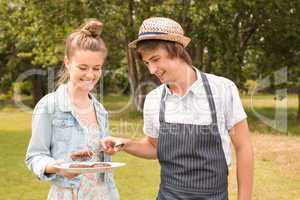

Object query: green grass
[103,94,300,136]
[0,94,299,199]
[241,94,299,135]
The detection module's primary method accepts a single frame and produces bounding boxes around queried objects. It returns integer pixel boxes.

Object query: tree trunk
[124,0,148,111]
[297,88,300,121]
[206,47,212,73]
[126,48,157,111]
[31,74,45,106]
[190,43,204,69]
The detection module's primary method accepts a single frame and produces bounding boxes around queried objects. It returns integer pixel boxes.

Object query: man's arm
[230,119,254,200]
[123,136,158,159]
[101,135,158,159]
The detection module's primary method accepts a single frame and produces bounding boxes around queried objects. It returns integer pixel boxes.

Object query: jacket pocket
[52,118,75,142]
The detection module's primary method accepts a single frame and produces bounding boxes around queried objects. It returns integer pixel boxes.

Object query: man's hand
[100,136,158,159]
[100,136,125,155]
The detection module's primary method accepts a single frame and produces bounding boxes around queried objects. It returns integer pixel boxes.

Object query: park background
[0,0,299,199]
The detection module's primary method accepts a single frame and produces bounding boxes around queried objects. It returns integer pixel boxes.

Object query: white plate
[54,162,126,173]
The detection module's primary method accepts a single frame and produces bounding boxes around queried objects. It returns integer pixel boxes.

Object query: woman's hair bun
[81,19,103,38]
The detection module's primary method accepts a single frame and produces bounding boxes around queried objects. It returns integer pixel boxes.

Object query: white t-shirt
[143,69,247,166]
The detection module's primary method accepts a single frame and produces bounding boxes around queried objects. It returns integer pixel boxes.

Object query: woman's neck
[67,82,91,109]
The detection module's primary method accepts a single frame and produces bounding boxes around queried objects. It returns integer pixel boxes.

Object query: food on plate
[69,162,111,168]
[70,150,94,161]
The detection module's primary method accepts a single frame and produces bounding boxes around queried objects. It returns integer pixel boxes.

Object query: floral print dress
[47,123,115,200]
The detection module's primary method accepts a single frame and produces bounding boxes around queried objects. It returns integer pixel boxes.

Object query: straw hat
[128,17,191,48]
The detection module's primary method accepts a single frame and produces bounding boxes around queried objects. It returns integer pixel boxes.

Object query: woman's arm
[25,98,56,180]
[26,97,80,180]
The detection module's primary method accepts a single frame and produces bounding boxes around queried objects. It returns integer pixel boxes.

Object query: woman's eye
[78,66,87,70]
[93,68,101,71]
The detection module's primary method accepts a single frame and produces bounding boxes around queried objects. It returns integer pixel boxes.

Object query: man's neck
[168,65,197,97]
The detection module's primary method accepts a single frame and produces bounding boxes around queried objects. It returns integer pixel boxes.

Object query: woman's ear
[64,56,70,70]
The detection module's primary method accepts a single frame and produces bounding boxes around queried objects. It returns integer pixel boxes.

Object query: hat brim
[128,34,191,49]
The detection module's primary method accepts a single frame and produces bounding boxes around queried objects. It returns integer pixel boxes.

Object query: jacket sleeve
[25,96,56,181]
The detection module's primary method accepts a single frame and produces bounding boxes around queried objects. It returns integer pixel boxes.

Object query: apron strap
[159,87,167,123]
[200,72,218,126]
[159,72,218,126]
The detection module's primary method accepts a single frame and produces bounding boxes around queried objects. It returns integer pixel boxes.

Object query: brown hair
[136,40,192,65]
[57,19,107,85]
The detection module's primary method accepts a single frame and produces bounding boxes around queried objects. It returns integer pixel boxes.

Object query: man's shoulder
[204,73,235,86]
[144,84,164,110]
[145,84,165,100]
[205,73,234,84]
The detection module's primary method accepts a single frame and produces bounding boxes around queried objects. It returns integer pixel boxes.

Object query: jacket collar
[55,84,102,113]
[56,84,72,112]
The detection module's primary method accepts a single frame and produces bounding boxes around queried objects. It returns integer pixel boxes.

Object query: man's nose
[148,63,157,74]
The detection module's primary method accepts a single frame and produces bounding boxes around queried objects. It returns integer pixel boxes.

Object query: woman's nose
[86,69,94,78]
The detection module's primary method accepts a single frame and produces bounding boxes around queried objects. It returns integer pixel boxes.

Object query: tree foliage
[0,0,299,120]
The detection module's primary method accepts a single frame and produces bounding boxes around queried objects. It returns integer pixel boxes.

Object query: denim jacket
[25,84,118,196]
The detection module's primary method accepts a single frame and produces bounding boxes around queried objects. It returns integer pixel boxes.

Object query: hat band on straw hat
[139,32,167,36]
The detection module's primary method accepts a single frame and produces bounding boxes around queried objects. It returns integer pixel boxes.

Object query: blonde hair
[57,19,107,85]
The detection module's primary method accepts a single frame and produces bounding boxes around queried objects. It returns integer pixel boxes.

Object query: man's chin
[158,76,166,83]
[159,79,165,84]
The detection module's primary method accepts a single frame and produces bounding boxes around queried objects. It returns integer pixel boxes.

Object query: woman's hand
[56,169,80,180]
[45,160,80,179]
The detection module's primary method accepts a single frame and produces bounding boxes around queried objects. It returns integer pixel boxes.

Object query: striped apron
[157,72,228,200]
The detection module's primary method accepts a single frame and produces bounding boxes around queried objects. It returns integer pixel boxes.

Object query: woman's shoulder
[32,91,58,115]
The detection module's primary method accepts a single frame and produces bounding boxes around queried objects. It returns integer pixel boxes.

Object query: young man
[101,17,253,200]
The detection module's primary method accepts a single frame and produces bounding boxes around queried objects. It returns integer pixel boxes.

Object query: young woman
[26,19,119,200]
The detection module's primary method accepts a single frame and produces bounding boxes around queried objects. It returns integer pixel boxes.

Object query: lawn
[0,94,299,199]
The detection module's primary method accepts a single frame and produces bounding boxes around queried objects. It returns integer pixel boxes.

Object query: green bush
[12,81,32,96]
